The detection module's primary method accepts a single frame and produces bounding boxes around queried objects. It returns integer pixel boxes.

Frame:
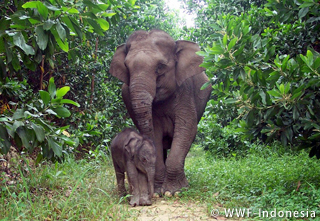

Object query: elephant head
[124,132,156,200]
[110,30,204,139]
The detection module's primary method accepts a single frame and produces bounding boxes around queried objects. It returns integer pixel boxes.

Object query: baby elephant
[111,128,156,206]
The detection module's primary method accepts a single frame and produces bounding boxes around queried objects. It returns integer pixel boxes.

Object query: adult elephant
[110,29,211,195]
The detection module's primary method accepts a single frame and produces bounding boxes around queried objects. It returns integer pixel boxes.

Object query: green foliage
[197,104,251,158]
[0,0,126,74]
[0,156,135,220]
[0,77,79,160]
[185,147,320,216]
[193,0,320,156]
[0,0,146,159]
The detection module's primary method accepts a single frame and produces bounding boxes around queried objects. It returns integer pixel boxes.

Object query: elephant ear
[175,40,205,87]
[124,136,142,159]
[109,44,129,85]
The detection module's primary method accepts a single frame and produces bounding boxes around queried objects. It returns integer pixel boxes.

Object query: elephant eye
[142,157,147,163]
[156,63,166,75]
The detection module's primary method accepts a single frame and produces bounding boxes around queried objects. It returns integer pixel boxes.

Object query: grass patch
[0,156,135,220]
[1,145,320,220]
[184,146,320,220]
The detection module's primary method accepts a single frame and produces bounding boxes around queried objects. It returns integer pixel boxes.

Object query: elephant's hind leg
[115,170,126,197]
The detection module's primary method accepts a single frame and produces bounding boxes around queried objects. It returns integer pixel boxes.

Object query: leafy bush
[197,101,251,158]
[185,148,320,215]
[195,0,320,156]
[0,77,79,161]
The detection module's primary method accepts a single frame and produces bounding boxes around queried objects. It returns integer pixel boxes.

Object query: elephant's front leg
[126,163,140,206]
[153,121,166,195]
[138,171,152,206]
[161,115,198,195]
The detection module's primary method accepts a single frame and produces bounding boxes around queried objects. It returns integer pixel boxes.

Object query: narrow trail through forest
[128,198,238,221]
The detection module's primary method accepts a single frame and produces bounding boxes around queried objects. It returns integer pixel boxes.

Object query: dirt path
[129,198,233,221]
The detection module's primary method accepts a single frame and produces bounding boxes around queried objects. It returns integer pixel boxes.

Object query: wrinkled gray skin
[110,30,211,195]
[111,128,156,206]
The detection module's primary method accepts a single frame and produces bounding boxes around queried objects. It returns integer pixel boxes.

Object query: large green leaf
[85,18,104,36]
[68,8,79,14]
[12,120,24,132]
[209,42,224,54]
[13,32,35,55]
[56,86,70,98]
[228,37,238,51]
[36,1,48,19]
[53,107,71,117]
[12,109,25,120]
[56,21,66,40]
[97,18,109,31]
[35,26,48,50]
[39,90,51,105]
[200,81,211,90]
[31,123,45,142]
[4,40,12,63]
[60,136,76,146]
[48,77,56,98]
[51,27,69,52]
[22,1,48,19]
[16,126,31,149]
[61,99,80,107]
[0,125,11,154]
[22,1,39,8]
[48,137,62,157]
[43,2,60,11]
[43,20,55,30]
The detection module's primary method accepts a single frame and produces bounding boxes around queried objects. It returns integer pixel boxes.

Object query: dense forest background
[1,0,320,219]
[1,0,319,161]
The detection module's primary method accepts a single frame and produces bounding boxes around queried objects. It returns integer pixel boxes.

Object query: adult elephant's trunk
[129,75,156,139]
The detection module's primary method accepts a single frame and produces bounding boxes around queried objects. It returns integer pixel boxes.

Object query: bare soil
[129,198,235,221]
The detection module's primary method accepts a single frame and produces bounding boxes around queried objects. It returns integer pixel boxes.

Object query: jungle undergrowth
[1,143,320,220]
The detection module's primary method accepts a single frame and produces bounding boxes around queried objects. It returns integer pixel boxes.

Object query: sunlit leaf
[223,34,227,47]
[61,99,80,107]
[56,86,70,98]
[51,27,69,52]
[228,38,237,51]
[97,18,109,31]
[23,1,48,19]
[68,8,79,14]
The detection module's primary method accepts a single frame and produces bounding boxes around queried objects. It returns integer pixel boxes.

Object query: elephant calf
[111,128,156,206]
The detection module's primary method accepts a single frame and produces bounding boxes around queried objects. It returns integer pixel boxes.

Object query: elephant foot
[164,191,181,197]
[154,182,163,196]
[139,193,152,206]
[161,173,188,195]
[164,191,172,197]
[129,195,140,207]
[139,197,152,206]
